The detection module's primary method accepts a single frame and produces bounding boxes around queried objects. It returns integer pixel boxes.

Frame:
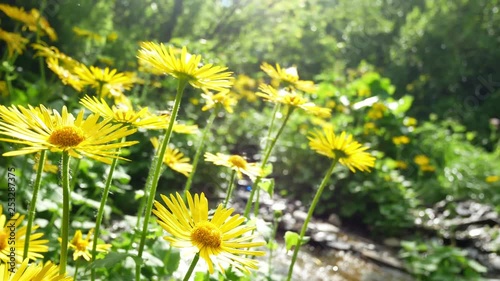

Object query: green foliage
[400,240,487,280]
[1,0,499,280]
[284,231,310,251]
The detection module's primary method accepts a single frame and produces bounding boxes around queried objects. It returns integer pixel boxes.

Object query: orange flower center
[0,231,8,250]
[48,126,85,148]
[191,221,222,248]
[228,155,247,169]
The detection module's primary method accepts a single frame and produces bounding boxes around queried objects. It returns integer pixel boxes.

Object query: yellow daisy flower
[0,28,29,58]
[257,84,331,118]
[153,192,266,274]
[32,43,84,91]
[0,104,138,164]
[59,229,111,261]
[151,137,193,177]
[204,152,262,180]
[31,43,80,68]
[260,62,316,93]
[73,65,135,98]
[80,95,170,130]
[392,135,410,145]
[201,90,237,113]
[137,42,234,91]
[308,127,376,173]
[45,57,84,91]
[0,258,73,281]
[0,206,48,263]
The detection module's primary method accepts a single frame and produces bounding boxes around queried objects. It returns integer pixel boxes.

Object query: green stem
[286,158,339,281]
[268,213,280,279]
[183,253,200,281]
[36,0,46,83]
[74,261,79,280]
[251,104,280,218]
[183,107,218,194]
[263,104,281,154]
[90,137,125,281]
[243,107,294,218]
[223,170,237,208]
[23,150,46,259]
[59,152,71,275]
[253,187,260,217]
[135,79,188,281]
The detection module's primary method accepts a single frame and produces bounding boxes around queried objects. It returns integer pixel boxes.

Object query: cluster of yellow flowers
[0,4,379,279]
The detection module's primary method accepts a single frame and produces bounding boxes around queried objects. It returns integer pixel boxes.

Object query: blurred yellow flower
[80,95,169,130]
[257,84,331,118]
[0,28,29,57]
[261,62,316,93]
[63,229,111,261]
[392,135,410,145]
[357,86,371,97]
[151,137,193,177]
[106,32,118,42]
[0,104,138,164]
[190,97,200,105]
[0,206,48,263]
[232,74,258,102]
[413,155,430,166]
[0,81,7,97]
[33,153,58,174]
[486,176,500,183]
[420,165,436,172]
[0,258,73,281]
[138,42,234,91]
[308,127,376,173]
[72,26,103,42]
[32,43,84,91]
[404,117,418,127]
[152,192,266,274]
[396,161,408,170]
[32,43,79,68]
[367,102,387,120]
[201,90,237,113]
[73,65,135,98]
[205,152,262,180]
[363,122,378,135]
[0,4,57,41]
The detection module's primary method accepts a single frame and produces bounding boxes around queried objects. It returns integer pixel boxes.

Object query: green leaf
[90,252,139,269]
[261,163,273,177]
[467,259,487,273]
[267,240,278,250]
[165,249,181,274]
[194,272,208,281]
[388,95,414,115]
[284,231,310,251]
[258,178,274,198]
